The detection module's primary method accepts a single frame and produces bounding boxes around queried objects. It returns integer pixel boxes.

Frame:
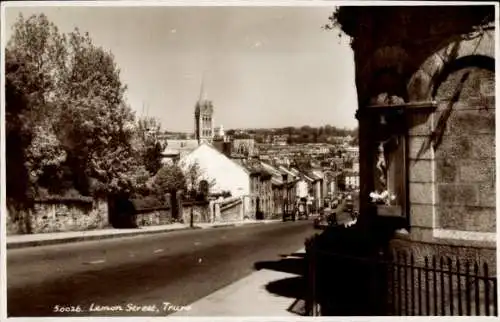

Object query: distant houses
[176,140,331,221]
[155,77,349,220]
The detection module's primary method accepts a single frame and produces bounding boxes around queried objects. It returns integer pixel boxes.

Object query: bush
[130,195,169,212]
[34,187,93,204]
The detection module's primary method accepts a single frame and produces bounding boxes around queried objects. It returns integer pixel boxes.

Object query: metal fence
[305,237,497,316]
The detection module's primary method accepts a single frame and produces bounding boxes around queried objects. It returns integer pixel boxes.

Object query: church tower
[194,75,214,145]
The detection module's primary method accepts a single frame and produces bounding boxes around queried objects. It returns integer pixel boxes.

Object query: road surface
[7,220,315,317]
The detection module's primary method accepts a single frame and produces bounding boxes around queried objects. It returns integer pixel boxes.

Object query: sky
[4,4,359,133]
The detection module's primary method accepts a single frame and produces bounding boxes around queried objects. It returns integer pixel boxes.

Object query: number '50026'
[53,305,83,313]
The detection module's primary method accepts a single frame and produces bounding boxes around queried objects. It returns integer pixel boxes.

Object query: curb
[6,220,284,250]
[6,226,196,250]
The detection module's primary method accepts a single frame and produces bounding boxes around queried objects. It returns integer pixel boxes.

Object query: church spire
[198,70,207,101]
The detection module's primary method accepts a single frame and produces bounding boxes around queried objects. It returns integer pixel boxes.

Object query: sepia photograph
[1,0,498,318]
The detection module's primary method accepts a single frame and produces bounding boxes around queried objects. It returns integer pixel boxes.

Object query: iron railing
[305,237,497,316]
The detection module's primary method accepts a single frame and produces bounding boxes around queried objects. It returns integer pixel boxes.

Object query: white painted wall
[346,175,360,188]
[296,180,308,198]
[180,144,250,198]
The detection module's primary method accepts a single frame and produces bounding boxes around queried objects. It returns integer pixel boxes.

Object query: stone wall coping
[34,196,94,204]
[394,228,496,250]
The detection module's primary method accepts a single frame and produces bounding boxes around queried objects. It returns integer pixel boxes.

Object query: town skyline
[4,5,359,132]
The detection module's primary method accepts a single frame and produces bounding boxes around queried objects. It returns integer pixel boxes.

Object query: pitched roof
[163,139,199,155]
[260,161,283,177]
[181,142,253,177]
[311,169,325,179]
[302,175,315,182]
[271,177,284,186]
[306,171,323,181]
[162,147,180,156]
[278,166,298,178]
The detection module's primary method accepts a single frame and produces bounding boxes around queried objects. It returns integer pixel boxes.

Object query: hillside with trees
[226,125,358,144]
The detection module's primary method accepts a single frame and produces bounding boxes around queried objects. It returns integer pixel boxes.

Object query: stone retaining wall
[7,199,108,235]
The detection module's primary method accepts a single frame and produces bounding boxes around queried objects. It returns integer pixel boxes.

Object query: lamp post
[188,183,194,228]
[190,207,194,228]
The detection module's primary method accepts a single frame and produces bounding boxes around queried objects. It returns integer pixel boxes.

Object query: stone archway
[406,27,494,102]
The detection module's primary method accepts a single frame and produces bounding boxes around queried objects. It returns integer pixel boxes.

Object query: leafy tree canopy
[5,13,161,205]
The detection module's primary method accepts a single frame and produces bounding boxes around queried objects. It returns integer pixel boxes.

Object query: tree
[5,14,68,209]
[5,50,34,212]
[6,13,151,205]
[181,160,216,200]
[55,28,146,198]
[152,164,187,220]
[152,165,186,197]
[134,116,164,176]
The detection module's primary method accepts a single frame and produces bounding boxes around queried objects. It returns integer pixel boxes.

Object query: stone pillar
[240,196,245,220]
[214,202,221,222]
[208,200,215,223]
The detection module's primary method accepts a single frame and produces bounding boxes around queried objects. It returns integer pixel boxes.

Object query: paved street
[7,220,315,317]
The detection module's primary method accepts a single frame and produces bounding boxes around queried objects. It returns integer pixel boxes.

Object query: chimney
[218,141,231,158]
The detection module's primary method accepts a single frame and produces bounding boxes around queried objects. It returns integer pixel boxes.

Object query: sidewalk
[6,219,282,249]
[172,249,306,317]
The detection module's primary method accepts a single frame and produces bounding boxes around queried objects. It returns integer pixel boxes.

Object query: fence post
[448,257,454,316]
[474,262,480,315]
[391,251,396,315]
[404,251,409,315]
[465,261,471,315]
[457,259,463,315]
[440,257,445,315]
[410,253,415,315]
[493,277,497,316]
[418,256,422,315]
[425,256,430,315]
[433,256,438,315]
[396,252,401,315]
[484,263,490,316]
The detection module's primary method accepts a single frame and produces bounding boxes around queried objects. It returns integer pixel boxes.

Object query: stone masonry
[335,5,495,267]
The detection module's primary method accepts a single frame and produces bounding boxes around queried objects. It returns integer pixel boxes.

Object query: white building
[344,170,360,190]
[345,146,360,158]
[214,124,225,139]
[296,180,309,199]
[352,160,360,172]
[179,143,250,198]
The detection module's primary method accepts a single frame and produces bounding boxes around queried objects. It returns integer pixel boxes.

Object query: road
[7,220,315,317]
